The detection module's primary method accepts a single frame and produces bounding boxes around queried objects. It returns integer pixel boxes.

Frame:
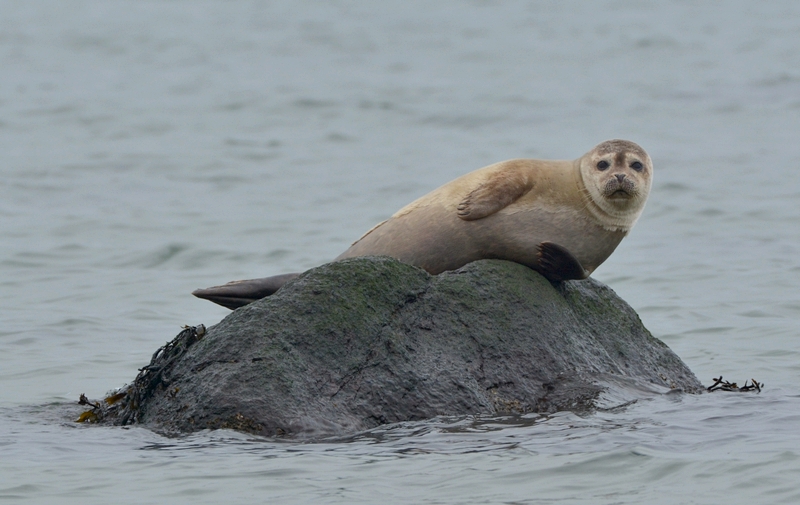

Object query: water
[2,1,800,503]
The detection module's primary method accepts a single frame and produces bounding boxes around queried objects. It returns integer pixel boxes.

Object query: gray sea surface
[2,1,800,503]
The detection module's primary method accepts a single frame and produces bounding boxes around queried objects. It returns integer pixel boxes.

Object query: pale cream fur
[338,139,652,278]
[364,141,650,237]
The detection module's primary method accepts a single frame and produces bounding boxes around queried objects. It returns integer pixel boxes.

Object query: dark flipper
[536,242,589,282]
[192,273,301,310]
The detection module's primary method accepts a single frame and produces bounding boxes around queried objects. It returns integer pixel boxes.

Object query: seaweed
[707,376,763,393]
[76,324,206,425]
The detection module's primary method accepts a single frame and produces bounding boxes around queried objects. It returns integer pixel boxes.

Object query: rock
[102,257,703,438]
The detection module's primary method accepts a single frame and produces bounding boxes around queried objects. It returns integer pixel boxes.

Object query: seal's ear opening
[535,242,589,282]
[192,273,300,310]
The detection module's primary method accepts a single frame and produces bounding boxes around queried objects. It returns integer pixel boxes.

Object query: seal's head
[578,139,653,231]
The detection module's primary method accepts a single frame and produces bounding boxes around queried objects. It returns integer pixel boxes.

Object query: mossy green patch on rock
[99,256,702,438]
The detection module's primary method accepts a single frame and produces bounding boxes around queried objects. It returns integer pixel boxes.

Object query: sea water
[2,1,800,503]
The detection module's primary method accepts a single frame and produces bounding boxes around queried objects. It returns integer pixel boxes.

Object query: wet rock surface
[101,257,703,438]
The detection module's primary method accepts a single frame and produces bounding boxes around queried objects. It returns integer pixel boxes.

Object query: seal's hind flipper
[192,273,300,310]
[536,242,588,282]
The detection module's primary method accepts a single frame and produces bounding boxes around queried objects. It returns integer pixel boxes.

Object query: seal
[193,139,652,309]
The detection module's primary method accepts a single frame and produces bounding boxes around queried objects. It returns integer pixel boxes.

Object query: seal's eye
[596,160,610,170]
[631,161,643,171]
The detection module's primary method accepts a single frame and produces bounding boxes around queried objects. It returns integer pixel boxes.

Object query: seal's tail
[192,272,301,310]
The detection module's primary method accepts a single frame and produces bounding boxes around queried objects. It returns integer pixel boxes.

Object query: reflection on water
[2,1,800,504]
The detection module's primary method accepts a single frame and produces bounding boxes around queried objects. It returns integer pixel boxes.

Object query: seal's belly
[336,203,625,276]
[479,206,626,274]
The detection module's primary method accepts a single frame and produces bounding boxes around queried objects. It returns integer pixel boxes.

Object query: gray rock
[108,257,702,438]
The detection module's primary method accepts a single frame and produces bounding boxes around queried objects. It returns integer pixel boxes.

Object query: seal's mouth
[603,179,637,200]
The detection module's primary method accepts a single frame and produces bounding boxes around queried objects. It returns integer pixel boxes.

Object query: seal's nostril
[615,174,626,183]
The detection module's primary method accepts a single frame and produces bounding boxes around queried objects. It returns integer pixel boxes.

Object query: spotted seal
[193,139,652,309]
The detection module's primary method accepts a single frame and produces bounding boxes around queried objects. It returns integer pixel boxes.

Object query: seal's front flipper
[192,273,300,310]
[536,242,588,282]
[456,162,534,220]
